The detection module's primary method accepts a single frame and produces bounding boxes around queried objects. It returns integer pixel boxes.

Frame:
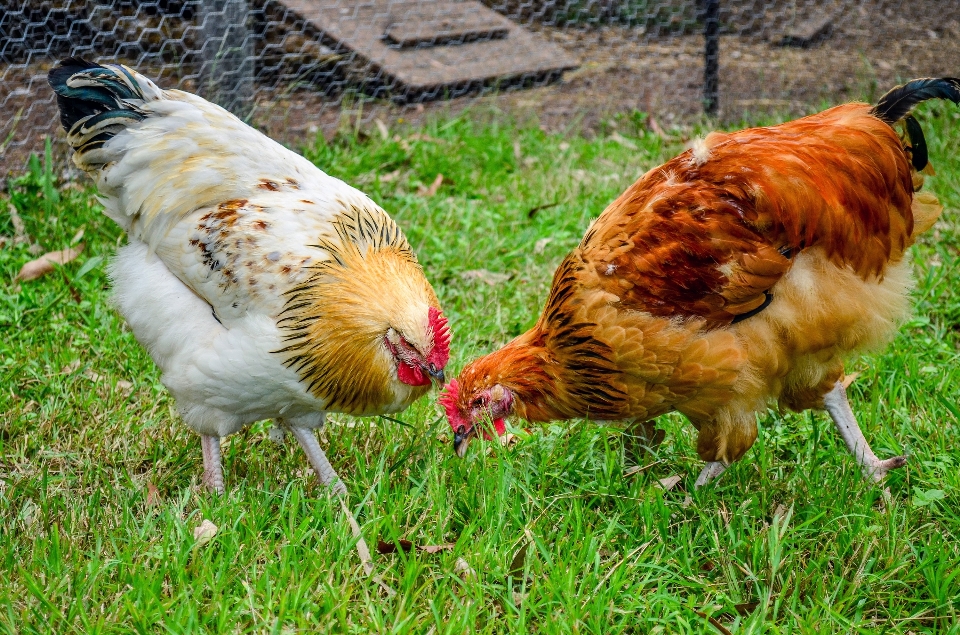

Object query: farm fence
[1,0,959,176]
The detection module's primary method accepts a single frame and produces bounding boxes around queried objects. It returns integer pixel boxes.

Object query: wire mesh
[2,0,959,176]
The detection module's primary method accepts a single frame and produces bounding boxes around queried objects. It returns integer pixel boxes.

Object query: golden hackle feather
[276,204,441,415]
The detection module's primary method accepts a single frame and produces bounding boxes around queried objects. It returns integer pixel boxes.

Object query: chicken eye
[471,397,487,409]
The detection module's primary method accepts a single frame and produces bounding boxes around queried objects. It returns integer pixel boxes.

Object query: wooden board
[277,0,579,97]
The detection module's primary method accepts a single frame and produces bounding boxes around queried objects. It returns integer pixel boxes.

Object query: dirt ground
[3,1,960,178]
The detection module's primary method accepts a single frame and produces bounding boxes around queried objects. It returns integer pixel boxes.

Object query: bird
[49,57,452,495]
[441,77,958,487]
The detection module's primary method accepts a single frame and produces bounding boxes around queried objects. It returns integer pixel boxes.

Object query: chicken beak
[453,427,474,458]
[427,364,446,384]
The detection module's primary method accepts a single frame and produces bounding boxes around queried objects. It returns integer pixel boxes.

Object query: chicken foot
[287,426,348,498]
[694,461,727,488]
[201,434,225,494]
[823,380,907,482]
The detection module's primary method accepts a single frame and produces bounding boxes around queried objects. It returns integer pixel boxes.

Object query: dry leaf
[71,227,85,244]
[500,433,518,448]
[609,131,638,150]
[84,369,103,382]
[454,557,476,580]
[417,174,443,197]
[8,202,28,243]
[116,380,134,396]
[376,539,455,554]
[379,169,401,183]
[508,541,529,582]
[460,269,510,286]
[193,519,218,545]
[374,118,389,140]
[657,475,682,491]
[16,244,84,281]
[534,238,553,254]
[419,543,456,554]
[842,372,860,389]
[377,539,413,554]
[61,360,81,374]
[735,601,760,615]
[145,482,159,507]
[772,503,788,521]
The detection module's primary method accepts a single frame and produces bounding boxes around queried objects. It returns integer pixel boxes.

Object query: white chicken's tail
[48,57,164,172]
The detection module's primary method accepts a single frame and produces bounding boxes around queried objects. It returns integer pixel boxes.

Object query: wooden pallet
[277,0,579,99]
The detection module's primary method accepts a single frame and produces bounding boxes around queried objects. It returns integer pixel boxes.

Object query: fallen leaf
[558,141,570,151]
[842,372,860,389]
[534,238,553,254]
[500,433,518,448]
[734,601,760,615]
[61,360,81,374]
[657,475,682,491]
[8,202,29,243]
[377,539,413,554]
[379,169,402,183]
[16,244,84,281]
[374,118,389,140]
[508,541,529,582]
[407,132,443,144]
[71,227,85,244]
[454,557,475,580]
[193,519,218,545]
[145,482,159,507]
[376,539,455,554]
[417,174,443,197]
[772,503,788,521]
[609,131,638,150]
[84,369,103,382]
[513,140,522,161]
[460,269,511,286]
[116,380,133,395]
[700,559,716,572]
[647,115,670,140]
[512,591,527,605]
[418,543,456,554]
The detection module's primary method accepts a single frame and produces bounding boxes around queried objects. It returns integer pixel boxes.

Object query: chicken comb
[439,379,465,430]
[427,307,451,368]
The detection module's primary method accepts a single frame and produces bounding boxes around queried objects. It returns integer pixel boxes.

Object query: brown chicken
[441,78,959,486]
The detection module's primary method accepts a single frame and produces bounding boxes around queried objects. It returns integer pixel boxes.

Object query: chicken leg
[823,380,907,481]
[201,434,225,494]
[287,426,348,497]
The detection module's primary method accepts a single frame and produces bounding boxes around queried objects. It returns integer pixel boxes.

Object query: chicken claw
[823,380,907,482]
[694,461,727,488]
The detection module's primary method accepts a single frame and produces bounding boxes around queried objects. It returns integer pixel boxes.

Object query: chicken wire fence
[1,0,959,176]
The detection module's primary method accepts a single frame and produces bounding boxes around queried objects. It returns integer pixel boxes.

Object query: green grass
[2,104,959,634]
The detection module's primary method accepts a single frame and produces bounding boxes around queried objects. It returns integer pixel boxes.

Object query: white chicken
[49,57,451,495]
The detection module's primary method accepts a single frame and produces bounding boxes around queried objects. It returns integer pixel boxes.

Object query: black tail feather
[903,115,928,171]
[871,77,960,124]
[48,57,146,133]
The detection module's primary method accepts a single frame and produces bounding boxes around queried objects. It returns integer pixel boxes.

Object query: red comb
[439,379,465,430]
[427,307,451,368]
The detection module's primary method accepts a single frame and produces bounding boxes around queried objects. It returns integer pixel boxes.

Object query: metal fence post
[199,0,254,118]
[703,0,720,116]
